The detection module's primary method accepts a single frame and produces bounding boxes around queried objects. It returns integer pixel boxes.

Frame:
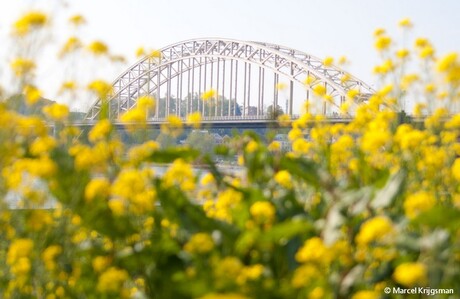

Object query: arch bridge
[85,38,374,122]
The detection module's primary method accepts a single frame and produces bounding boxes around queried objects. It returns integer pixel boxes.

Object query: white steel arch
[85,38,374,120]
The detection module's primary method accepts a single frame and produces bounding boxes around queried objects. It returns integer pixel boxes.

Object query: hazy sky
[1,0,459,110]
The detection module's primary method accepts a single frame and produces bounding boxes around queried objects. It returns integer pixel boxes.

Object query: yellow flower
[396,48,410,59]
[398,18,413,28]
[42,245,62,271]
[452,158,460,181]
[87,40,109,56]
[111,168,156,213]
[198,293,249,299]
[393,262,427,287]
[59,36,82,57]
[24,85,42,105]
[323,56,334,67]
[137,95,155,110]
[92,256,112,273]
[292,139,311,154]
[277,114,290,127]
[97,267,129,293]
[312,84,326,97]
[415,37,430,48]
[11,58,36,77]
[355,216,394,246]
[303,75,316,86]
[161,115,183,137]
[295,237,330,264]
[276,82,287,90]
[89,119,112,143]
[88,80,113,98]
[187,112,202,128]
[163,159,196,191]
[419,46,435,59]
[184,233,214,254]
[245,140,259,153]
[274,170,293,189]
[69,14,86,26]
[404,191,435,219]
[30,136,57,156]
[374,35,392,51]
[373,28,385,37]
[346,89,360,100]
[200,173,215,185]
[127,141,159,164]
[58,81,77,95]
[42,103,69,122]
[202,89,217,100]
[136,46,146,58]
[13,11,48,36]
[292,264,319,288]
[250,201,276,223]
[352,290,380,299]
[85,178,111,202]
[7,238,34,265]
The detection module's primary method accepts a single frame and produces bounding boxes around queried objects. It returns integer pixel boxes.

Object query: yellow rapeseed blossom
[92,256,111,273]
[24,85,42,105]
[42,245,62,271]
[250,201,276,223]
[127,141,159,164]
[398,18,413,28]
[187,112,202,128]
[199,293,250,299]
[292,264,319,288]
[85,178,111,202]
[274,170,293,189]
[202,89,217,101]
[312,84,327,97]
[245,140,259,153]
[396,48,410,59]
[184,233,214,254]
[393,262,427,287]
[404,191,435,219]
[295,237,331,265]
[277,114,290,127]
[59,36,82,57]
[30,136,57,156]
[13,11,48,36]
[163,158,196,191]
[97,267,129,293]
[89,119,112,143]
[355,216,394,246]
[303,75,316,86]
[87,40,109,56]
[374,35,392,51]
[42,103,69,122]
[7,238,34,265]
[373,28,385,37]
[87,80,113,98]
[161,115,183,137]
[11,58,36,77]
[59,81,77,94]
[136,47,146,58]
[69,14,86,26]
[276,82,287,90]
[452,158,460,181]
[351,290,380,299]
[323,56,334,67]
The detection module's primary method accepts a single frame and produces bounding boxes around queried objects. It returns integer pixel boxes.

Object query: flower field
[0,6,460,299]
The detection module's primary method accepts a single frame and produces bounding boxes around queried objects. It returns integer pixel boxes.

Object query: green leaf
[371,170,405,209]
[147,148,199,163]
[279,156,320,188]
[412,205,460,231]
